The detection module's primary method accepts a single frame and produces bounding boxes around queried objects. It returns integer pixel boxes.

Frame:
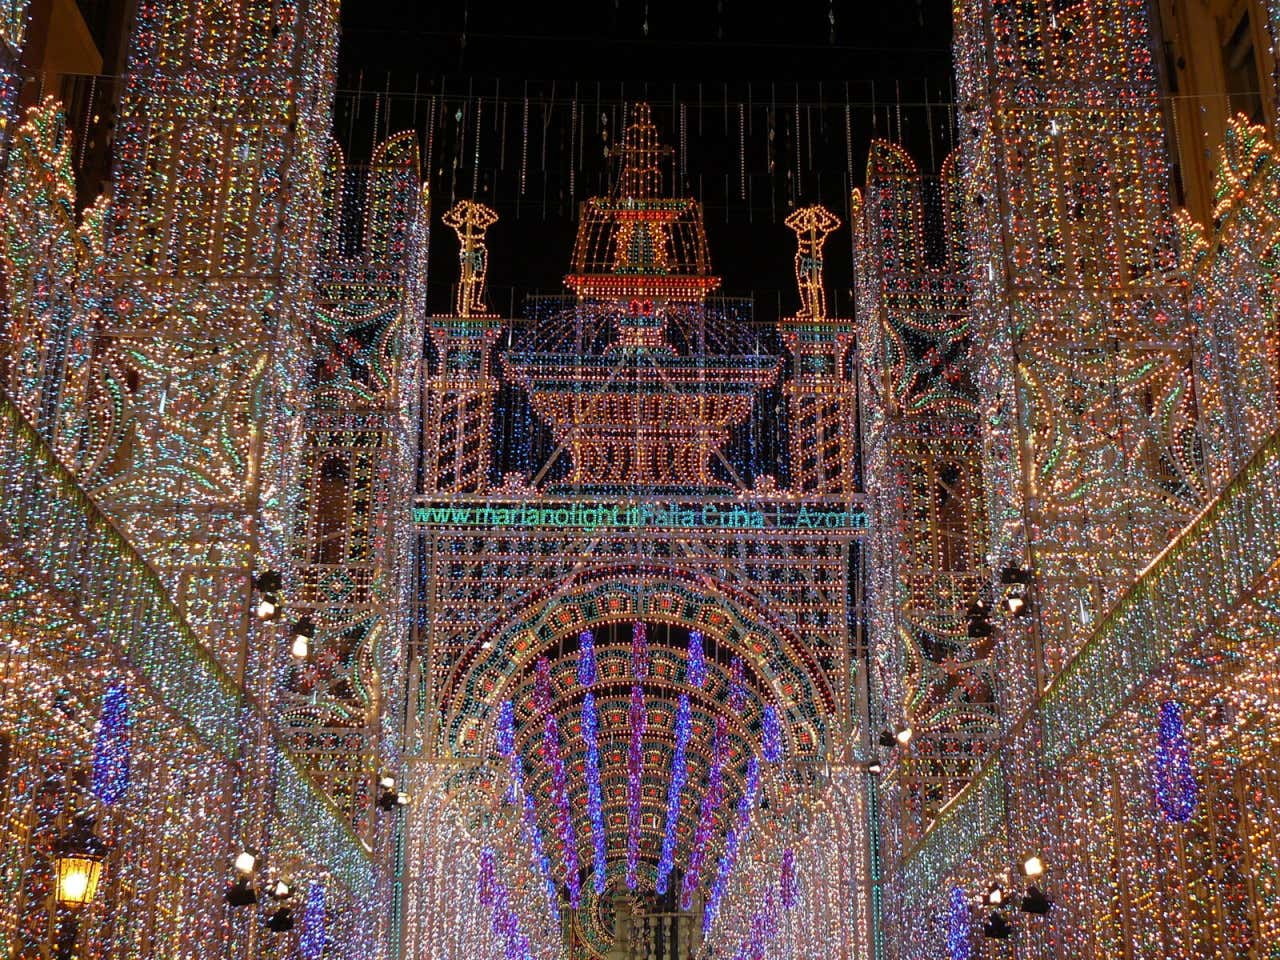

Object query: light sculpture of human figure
[784,204,842,320]
[442,200,500,317]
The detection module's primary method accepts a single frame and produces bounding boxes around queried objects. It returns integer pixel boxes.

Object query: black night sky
[334,0,956,318]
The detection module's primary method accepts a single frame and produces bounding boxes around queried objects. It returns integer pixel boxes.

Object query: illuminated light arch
[440,569,836,761]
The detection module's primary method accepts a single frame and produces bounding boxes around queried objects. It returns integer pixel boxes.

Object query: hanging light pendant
[54,815,109,907]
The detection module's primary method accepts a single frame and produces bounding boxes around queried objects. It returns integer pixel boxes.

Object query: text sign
[413,500,867,533]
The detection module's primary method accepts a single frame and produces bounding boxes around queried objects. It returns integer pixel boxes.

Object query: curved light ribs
[75,356,135,486]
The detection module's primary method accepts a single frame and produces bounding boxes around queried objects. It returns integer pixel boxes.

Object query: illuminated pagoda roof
[564,102,721,301]
[503,104,778,492]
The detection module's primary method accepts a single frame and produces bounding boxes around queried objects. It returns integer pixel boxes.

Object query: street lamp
[53,816,108,908]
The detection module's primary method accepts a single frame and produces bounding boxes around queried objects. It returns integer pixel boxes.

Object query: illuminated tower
[855,144,998,843]
[286,134,429,837]
[779,204,856,495]
[79,0,339,672]
[955,0,1203,690]
[423,200,505,493]
[504,103,777,491]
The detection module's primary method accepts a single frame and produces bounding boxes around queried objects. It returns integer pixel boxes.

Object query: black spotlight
[965,598,991,619]
[266,907,295,931]
[878,730,897,748]
[1000,565,1031,585]
[1021,885,1053,915]
[253,571,283,593]
[967,617,994,638]
[225,877,257,906]
[983,913,1013,938]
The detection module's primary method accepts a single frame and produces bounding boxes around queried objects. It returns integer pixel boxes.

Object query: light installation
[301,883,327,960]
[687,630,707,688]
[2,0,1278,946]
[578,628,597,686]
[705,756,761,930]
[581,692,608,892]
[680,716,729,910]
[945,886,971,960]
[761,705,783,765]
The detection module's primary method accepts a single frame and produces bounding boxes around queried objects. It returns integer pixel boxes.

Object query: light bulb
[255,596,278,620]
[291,634,309,659]
[233,851,256,875]
[1023,855,1044,878]
[896,727,913,745]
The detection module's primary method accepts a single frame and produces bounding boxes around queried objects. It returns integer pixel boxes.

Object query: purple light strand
[496,699,515,757]
[727,880,790,960]
[729,656,746,712]
[577,628,597,686]
[632,621,649,679]
[1154,699,1198,823]
[543,711,581,907]
[946,885,972,960]
[300,882,326,960]
[581,692,607,893]
[509,756,557,915]
[655,694,693,894]
[480,847,536,960]
[534,656,552,710]
[780,848,798,909]
[761,704,782,764]
[626,683,646,889]
[704,755,761,931]
[91,680,130,806]
[680,715,729,910]
[687,630,707,688]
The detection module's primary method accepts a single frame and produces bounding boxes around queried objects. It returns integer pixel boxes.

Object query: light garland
[626,683,646,890]
[761,705,782,764]
[581,692,607,893]
[1154,700,1197,824]
[655,694,692,895]
[705,755,761,930]
[687,630,707,688]
[680,715,729,910]
[578,629,597,687]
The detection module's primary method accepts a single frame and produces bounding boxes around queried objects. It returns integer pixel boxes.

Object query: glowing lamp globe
[54,817,108,907]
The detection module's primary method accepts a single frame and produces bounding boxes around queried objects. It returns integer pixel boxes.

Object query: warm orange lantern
[54,817,108,907]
